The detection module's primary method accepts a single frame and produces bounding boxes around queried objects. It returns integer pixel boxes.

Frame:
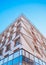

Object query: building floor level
[0,49,46,65]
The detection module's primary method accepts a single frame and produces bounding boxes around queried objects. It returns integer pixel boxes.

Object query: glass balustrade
[0,48,46,65]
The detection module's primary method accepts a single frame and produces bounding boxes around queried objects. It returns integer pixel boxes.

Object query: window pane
[30,54,34,61]
[39,59,42,65]
[14,51,19,59]
[20,50,22,55]
[4,57,8,63]
[13,57,19,65]
[35,57,39,63]
[35,62,40,65]
[43,62,45,65]
[0,59,3,65]
[8,60,13,65]
[19,63,22,65]
[22,50,25,56]
[8,54,13,61]
[26,51,29,58]
[3,62,8,65]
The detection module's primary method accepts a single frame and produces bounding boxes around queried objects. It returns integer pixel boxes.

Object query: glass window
[14,51,19,59]
[20,49,22,55]
[14,37,20,46]
[35,57,39,63]
[30,54,34,61]
[35,62,40,65]
[4,57,8,63]
[19,63,22,65]
[0,59,3,65]
[22,50,25,56]
[6,44,10,52]
[15,42,20,46]
[8,60,13,65]
[39,59,42,65]
[8,54,13,61]
[43,62,45,65]
[26,51,29,58]
[3,62,8,65]
[13,57,19,65]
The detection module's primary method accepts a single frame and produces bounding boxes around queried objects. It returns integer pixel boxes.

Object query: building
[0,15,46,65]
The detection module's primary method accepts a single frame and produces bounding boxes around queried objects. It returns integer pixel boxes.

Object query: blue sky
[0,0,46,37]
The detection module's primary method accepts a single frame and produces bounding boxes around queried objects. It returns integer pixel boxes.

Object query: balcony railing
[0,48,46,65]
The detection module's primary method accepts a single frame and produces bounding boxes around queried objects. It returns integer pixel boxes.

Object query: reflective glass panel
[4,57,8,63]
[0,59,3,65]
[14,51,19,58]
[8,54,13,61]
[35,57,39,63]
[43,62,45,65]
[8,60,13,65]
[39,59,42,65]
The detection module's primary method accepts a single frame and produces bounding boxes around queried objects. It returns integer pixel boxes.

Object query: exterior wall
[0,20,22,59]
[20,17,46,62]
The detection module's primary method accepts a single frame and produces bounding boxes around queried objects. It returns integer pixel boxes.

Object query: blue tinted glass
[35,57,39,63]
[4,57,8,63]
[35,62,40,65]
[20,50,22,55]
[0,59,3,65]
[19,63,22,65]
[8,54,13,61]
[13,56,22,65]
[3,62,8,65]
[19,56,23,63]
[16,42,19,46]
[43,62,46,65]
[13,57,20,65]
[14,51,19,58]
[39,59,42,65]
[8,60,13,65]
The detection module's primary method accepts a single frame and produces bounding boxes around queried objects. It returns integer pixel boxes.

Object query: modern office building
[0,15,46,65]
